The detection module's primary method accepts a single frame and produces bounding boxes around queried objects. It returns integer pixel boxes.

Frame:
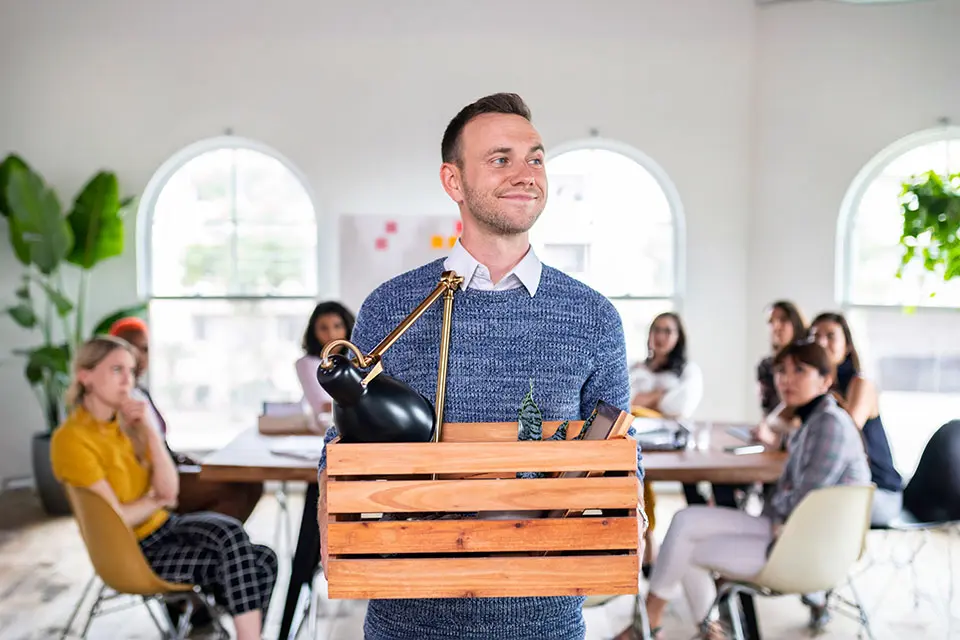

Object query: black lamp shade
[316,354,436,443]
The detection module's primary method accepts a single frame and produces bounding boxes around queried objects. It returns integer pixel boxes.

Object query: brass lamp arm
[319,270,462,371]
[318,270,463,442]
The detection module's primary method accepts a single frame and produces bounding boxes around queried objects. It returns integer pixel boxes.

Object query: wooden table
[199,423,786,485]
[643,422,786,484]
[199,429,322,484]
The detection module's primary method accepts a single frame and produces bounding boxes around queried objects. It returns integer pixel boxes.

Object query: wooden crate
[320,420,640,599]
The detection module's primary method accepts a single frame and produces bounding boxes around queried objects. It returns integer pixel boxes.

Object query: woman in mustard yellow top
[51,336,277,640]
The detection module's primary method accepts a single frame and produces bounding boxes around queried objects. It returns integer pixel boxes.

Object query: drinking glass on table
[695,421,712,451]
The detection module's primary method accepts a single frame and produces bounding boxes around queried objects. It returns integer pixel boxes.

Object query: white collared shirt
[443,239,542,296]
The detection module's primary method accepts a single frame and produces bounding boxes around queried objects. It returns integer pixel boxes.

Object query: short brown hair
[773,340,836,380]
[441,93,532,166]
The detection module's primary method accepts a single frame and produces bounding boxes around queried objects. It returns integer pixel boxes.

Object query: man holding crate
[317,92,646,640]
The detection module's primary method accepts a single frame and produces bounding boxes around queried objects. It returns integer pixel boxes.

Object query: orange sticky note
[430,235,444,249]
[448,236,457,248]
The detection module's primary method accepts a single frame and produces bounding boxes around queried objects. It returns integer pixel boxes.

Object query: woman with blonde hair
[51,336,277,639]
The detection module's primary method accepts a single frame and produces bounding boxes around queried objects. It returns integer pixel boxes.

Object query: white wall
[748,0,960,410]
[1,0,957,482]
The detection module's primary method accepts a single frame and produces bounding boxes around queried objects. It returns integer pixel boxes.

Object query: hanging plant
[897,170,960,287]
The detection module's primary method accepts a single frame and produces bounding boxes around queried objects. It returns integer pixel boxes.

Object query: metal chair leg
[632,593,653,640]
[846,577,875,640]
[725,586,746,640]
[59,574,98,640]
[78,583,107,639]
[145,597,178,639]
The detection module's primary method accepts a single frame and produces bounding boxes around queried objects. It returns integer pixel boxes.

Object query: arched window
[138,137,319,451]
[839,127,960,308]
[837,127,960,474]
[532,140,685,364]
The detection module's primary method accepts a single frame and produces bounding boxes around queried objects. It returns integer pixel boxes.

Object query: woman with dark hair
[630,312,703,418]
[809,312,903,526]
[640,340,870,639]
[629,312,703,577]
[295,301,356,417]
[757,300,807,415]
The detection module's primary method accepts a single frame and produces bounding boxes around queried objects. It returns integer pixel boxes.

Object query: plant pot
[31,433,71,516]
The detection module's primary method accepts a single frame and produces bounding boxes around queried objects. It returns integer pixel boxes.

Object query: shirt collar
[443,239,542,296]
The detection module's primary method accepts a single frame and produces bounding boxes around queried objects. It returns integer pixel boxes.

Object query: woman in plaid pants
[51,336,277,640]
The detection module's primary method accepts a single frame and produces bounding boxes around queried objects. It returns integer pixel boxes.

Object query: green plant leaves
[66,171,126,269]
[35,279,73,317]
[7,302,37,328]
[5,164,73,274]
[1,155,35,265]
[898,170,960,284]
[90,302,148,336]
[22,344,71,384]
[517,379,543,442]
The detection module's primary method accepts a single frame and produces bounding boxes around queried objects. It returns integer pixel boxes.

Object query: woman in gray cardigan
[642,340,871,639]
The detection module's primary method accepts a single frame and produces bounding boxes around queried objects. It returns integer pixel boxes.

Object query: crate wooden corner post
[321,420,640,600]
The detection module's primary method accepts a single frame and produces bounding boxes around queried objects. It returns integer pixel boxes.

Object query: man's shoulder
[540,265,620,323]
[357,259,446,314]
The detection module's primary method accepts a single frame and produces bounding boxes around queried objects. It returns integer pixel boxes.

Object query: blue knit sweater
[318,258,638,640]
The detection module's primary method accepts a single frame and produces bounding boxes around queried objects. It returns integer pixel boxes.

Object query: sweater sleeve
[581,300,630,417]
[581,301,643,481]
[765,414,850,523]
[658,362,704,418]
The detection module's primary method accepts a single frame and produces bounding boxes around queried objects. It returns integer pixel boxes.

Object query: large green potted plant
[898,169,960,285]
[0,154,146,515]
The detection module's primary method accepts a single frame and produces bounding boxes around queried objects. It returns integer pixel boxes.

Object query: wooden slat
[439,421,585,442]
[326,477,638,513]
[326,555,639,598]
[327,517,638,555]
[326,440,635,476]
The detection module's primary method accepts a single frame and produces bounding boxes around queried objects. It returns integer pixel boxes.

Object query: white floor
[1,484,957,639]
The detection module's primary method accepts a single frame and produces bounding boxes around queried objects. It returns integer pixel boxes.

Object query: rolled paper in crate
[320,419,641,600]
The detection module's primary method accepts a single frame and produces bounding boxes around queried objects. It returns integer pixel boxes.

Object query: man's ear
[440,162,464,204]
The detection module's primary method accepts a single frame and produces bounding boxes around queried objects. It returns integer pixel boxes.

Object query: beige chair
[60,484,227,639]
[700,485,876,640]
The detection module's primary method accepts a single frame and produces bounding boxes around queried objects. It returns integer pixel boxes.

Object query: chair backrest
[752,484,874,594]
[64,484,191,595]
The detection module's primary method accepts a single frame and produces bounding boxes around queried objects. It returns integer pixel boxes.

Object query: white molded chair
[700,484,876,640]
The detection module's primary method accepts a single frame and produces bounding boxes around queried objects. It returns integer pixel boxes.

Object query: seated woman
[51,336,277,640]
[809,312,903,526]
[629,312,703,574]
[643,340,871,639]
[108,318,263,523]
[757,300,806,415]
[295,301,355,418]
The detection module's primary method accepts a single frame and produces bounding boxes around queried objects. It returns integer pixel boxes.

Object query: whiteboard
[338,214,462,316]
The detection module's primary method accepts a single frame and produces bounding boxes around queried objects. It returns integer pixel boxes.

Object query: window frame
[835,125,960,310]
[136,135,321,300]
[542,137,687,311]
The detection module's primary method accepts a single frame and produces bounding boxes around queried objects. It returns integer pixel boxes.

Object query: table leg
[277,482,321,640]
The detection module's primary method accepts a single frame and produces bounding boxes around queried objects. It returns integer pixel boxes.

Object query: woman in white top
[295,301,356,418]
[630,312,704,419]
[630,312,704,577]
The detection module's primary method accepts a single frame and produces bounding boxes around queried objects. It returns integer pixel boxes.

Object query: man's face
[444,113,547,236]
[118,329,149,378]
